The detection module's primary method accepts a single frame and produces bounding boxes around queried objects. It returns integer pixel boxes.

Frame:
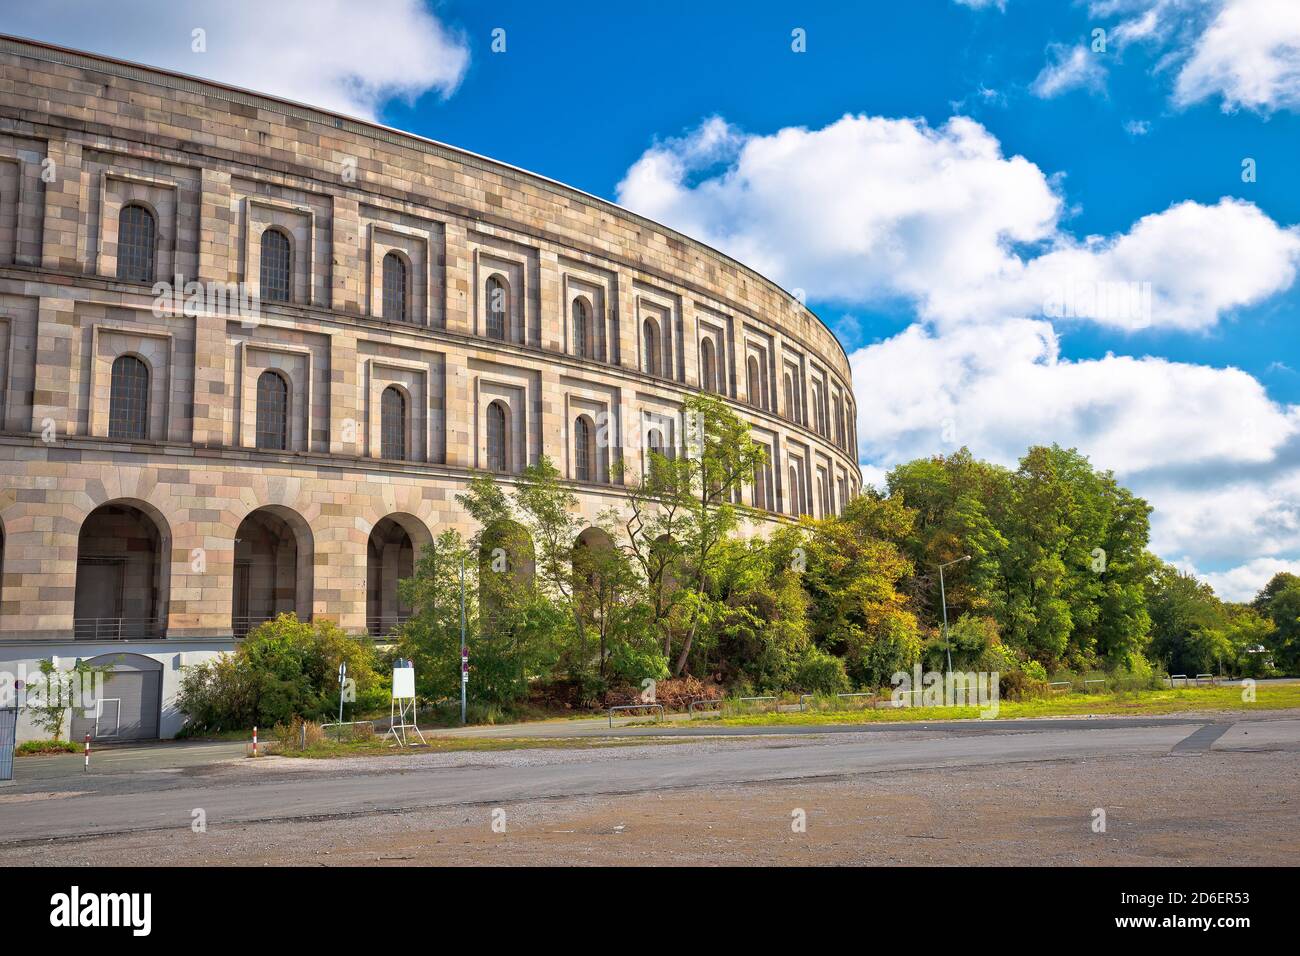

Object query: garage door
[70,654,162,742]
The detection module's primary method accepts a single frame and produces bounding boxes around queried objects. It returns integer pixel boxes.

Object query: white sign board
[392,666,415,700]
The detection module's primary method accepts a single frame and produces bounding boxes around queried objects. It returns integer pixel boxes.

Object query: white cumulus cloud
[3,0,470,119]
[1086,0,1300,114]
[1174,0,1300,112]
[1195,557,1300,602]
[1031,44,1109,98]
[618,115,1300,332]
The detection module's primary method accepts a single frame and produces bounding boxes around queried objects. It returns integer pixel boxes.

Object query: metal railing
[688,697,724,717]
[232,614,313,638]
[317,720,376,743]
[800,691,879,711]
[1166,674,1190,688]
[72,618,165,641]
[1048,681,1072,694]
[366,615,412,638]
[0,707,16,784]
[608,703,664,727]
[232,615,275,638]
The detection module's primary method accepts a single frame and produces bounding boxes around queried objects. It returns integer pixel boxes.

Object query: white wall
[0,639,235,743]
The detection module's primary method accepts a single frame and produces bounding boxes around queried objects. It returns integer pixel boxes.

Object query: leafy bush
[1019,659,1049,682]
[793,647,849,695]
[16,739,80,756]
[178,614,383,732]
[998,670,1047,701]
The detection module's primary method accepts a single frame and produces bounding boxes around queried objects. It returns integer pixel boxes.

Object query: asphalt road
[3,712,1297,846]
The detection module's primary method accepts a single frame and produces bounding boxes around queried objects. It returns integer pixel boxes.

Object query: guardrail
[231,614,316,638]
[366,615,412,639]
[71,618,165,641]
[688,698,724,717]
[1166,674,1190,688]
[799,691,880,711]
[1048,681,1072,694]
[608,703,665,728]
[1083,679,1106,691]
[318,720,376,743]
[1195,673,1216,686]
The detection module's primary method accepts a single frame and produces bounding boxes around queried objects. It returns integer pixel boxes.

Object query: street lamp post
[938,555,971,677]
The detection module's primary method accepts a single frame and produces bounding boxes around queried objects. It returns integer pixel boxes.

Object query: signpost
[459,554,467,726]
[337,660,347,725]
[384,658,425,747]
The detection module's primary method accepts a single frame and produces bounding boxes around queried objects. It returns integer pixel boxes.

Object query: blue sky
[9,0,1300,600]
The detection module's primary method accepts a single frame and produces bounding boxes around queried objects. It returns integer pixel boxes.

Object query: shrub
[16,739,79,756]
[999,670,1048,701]
[178,614,382,732]
[792,647,849,695]
[274,718,325,751]
[1020,659,1049,682]
[605,676,720,710]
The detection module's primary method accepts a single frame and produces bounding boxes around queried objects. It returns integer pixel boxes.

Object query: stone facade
[0,36,860,739]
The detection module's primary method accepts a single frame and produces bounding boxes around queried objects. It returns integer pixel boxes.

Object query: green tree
[398,529,476,703]
[1253,572,1300,673]
[24,658,113,741]
[800,494,922,688]
[615,393,766,676]
[1147,561,1226,675]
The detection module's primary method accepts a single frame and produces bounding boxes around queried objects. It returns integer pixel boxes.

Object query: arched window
[643,319,660,376]
[574,416,593,482]
[255,370,289,450]
[701,339,716,393]
[485,275,507,339]
[784,372,796,422]
[572,298,589,358]
[381,386,407,460]
[647,427,664,458]
[747,356,762,408]
[260,228,292,303]
[486,400,508,471]
[383,252,408,322]
[116,204,156,284]
[108,355,149,440]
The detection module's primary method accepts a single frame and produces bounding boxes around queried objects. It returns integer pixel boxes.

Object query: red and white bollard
[252,725,258,758]
[83,733,90,772]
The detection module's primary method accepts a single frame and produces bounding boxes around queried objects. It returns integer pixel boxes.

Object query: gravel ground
[5,745,1295,866]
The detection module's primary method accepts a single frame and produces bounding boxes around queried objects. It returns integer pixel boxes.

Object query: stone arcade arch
[74,501,171,640]
[478,520,536,629]
[572,526,615,595]
[367,513,432,638]
[232,506,314,636]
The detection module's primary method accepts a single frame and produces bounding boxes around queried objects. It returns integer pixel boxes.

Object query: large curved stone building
[0,35,860,739]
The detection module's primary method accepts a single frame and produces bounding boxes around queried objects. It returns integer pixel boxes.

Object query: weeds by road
[270,735,705,759]
[715,685,1300,726]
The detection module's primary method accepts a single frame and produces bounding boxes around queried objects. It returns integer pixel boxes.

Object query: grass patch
[271,734,700,759]
[715,684,1300,726]
[15,739,81,756]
